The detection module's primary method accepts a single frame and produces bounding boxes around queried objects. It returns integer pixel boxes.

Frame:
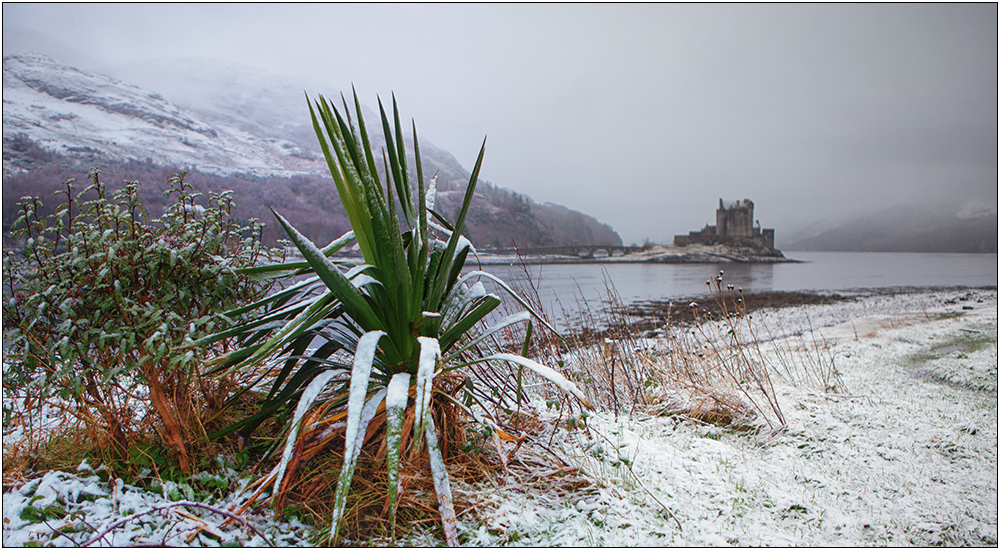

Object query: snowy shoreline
[3,288,997,546]
[464,287,998,546]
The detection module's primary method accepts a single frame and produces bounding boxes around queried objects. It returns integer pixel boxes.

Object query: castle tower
[716,198,754,239]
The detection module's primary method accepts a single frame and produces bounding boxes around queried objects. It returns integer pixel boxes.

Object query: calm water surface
[469,252,998,324]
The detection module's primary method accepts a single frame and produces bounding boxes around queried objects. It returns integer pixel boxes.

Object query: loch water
[470,251,998,328]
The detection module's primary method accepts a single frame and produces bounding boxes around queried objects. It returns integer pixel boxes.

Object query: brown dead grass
[230,370,586,544]
[508,271,787,431]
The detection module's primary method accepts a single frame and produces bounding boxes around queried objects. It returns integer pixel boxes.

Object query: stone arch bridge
[487,245,641,259]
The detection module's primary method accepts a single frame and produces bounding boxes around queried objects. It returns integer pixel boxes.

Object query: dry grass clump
[2,405,90,490]
[506,269,792,432]
[2,363,275,490]
[560,300,767,429]
[225,369,585,544]
[564,270,851,432]
[640,326,764,428]
[759,311,847,394]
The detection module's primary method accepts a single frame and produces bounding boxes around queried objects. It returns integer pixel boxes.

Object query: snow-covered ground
[461,288,998,547]
[3,288,996,546]
[1,465,314,547]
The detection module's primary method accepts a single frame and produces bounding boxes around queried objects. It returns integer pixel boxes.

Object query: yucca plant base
[239,377,491,540]
[235,340,561,545]
[207,91,591,545]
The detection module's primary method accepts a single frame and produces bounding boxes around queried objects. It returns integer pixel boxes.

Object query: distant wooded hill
[3,135,621,249]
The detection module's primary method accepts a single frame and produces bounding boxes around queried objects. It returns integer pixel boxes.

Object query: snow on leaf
[341,331,384,462]
[386,373,411,413]
[413,337,440,451]
[440,280,489,327]
[320,230,356,255]
[330,329,385,543]
[343,264,375,279]
[427,220,452,240]
[476,353,593,410]
[425,173,438,211]
[385,372,411,541]
[424,414,458,546]
[271,369,340,500]
[427,221,476,257]
[339,263,382,291]
[349,388,387,464]
[349,272,381,290]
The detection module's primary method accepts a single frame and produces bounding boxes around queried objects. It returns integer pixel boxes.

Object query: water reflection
[471,262,777,308]
[668,263,775,297]
[469,262,779,330]
[467,252,996,331]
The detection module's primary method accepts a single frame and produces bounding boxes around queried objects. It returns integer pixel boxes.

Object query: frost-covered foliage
[3,171,276,473]
[2,464,313,547]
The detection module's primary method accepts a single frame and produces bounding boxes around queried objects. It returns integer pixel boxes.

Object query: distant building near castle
[674,198,776,250]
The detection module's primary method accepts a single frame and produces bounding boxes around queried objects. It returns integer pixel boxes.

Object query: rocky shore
[565,286,997,345]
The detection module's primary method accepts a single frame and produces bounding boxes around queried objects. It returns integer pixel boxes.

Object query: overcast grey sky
[4,3,997,245]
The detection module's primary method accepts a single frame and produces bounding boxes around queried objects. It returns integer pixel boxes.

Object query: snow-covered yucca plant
[201,91,591,545]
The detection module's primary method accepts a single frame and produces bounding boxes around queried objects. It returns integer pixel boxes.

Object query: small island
[476,198,795,264]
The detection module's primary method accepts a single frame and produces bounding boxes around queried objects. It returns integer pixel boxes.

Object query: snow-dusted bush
[3,171,276,474]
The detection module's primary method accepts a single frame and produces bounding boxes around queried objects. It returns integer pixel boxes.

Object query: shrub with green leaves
[204,92,592,545]
[3,171,276,473]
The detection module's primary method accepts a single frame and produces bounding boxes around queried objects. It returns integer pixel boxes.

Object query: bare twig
[79,501,274,547]
[42,518,81,546]
[518,432,571,468]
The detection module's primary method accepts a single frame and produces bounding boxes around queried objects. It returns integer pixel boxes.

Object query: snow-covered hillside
[3,53,324,178]
[783,198,998,253]
[111,57,346,149]
[3,53,476,190]
[2,52,623,248]
[111,56,476,191]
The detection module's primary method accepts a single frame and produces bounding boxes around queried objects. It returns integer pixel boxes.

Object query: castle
[673,198,775,250]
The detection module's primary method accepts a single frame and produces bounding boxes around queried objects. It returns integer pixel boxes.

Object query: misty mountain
[110,57,331,154]
[2,53,324,178]
[104,55,545,228]
[2,53,621,248]
[784,200,997,253]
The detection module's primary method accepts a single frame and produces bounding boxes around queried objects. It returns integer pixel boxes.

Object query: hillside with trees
[3,134,621,249]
